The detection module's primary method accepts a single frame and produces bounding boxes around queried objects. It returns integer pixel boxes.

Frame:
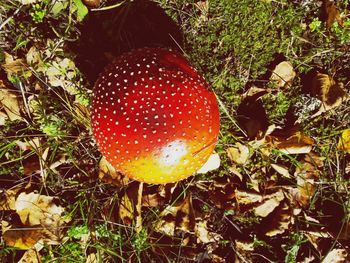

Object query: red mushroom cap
[91,47,220,184]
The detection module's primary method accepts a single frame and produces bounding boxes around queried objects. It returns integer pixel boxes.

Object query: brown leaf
[83,0,101,8]
[266,131,314,154]
[235,190,262,205]
[142,193,164,207]
[2,52,28,76]
[0,188,18,211]
[154,195,194,236]
[271,163,291,178]
[265,202,291,236]
[292,153,322,207]
[270,61,296,88]
[99,156,129,187]
[324,0,343,29]
[2,222,42,250]
[311,72,348,117]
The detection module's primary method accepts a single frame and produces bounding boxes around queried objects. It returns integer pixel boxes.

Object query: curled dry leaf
[337,128,350,154]
[99,156,129,187]
[322,249,348,263]
[227,143,249,165]
[304,231,331,252]
[196,152,221,174]
[311,72,348,117]
[270,61,296,88]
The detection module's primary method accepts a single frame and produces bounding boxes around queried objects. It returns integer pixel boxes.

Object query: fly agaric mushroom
[91,47,219,184]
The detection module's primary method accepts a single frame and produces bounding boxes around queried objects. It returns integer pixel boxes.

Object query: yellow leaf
[227,143,249,164]
[119,193,134,225]
[0,189,18,211]
[2,227,42,250]
[337,128,350,153]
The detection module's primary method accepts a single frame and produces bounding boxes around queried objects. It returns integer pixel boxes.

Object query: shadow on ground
[70,0,183,84]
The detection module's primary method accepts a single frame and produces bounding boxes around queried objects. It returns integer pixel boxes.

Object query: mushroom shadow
[70,0,184,83]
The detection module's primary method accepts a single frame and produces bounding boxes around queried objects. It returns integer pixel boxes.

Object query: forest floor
[0,0,350,262]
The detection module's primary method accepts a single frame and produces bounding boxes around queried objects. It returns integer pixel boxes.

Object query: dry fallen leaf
[2,221,43,250]
[119,193,134,225]
[322,249,348,263]
[86,253,97,263]
[271,163,291,178]
[254,190,284,217]
[0,87,23,121]
[15,192,66,227]
[235,190,263,205]
[324,0,343,29]
[227,143,250,165]
[266,131,314,154]
[0,188,18,210]
[311,72,348,117]
[99,156,129,186]
[154,195,193,236]
[265,202,291,236]
[195,220,221,244]
[292,153,322,207]
[337,128,350,153]
[270,61,296,88]
[18,248,41,263]
[196,152,221,174]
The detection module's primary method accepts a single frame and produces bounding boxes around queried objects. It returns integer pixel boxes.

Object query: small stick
[135,182,143,233]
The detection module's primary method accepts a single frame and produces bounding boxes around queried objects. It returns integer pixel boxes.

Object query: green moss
[183,0,304,83]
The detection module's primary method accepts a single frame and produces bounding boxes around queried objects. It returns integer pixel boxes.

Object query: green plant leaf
[73,0,88,22]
